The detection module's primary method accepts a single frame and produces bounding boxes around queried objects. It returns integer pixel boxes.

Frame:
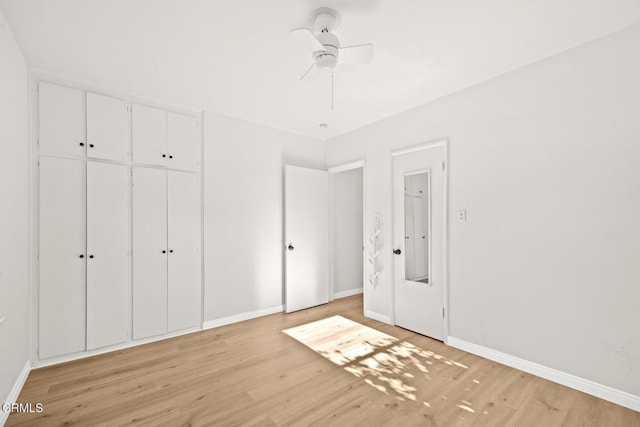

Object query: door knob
[79,254,85,258]
[287,244,294,251]
[89,143,94,148]
[169,249,174,253]
[162,154,166,158]
[393,249,402,255]
[89,255,94,259]
[162,250,166,254]
[169,155,173,159]
[79,142,85,147]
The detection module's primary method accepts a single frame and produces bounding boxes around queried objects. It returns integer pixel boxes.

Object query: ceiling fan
[290,7,374,109]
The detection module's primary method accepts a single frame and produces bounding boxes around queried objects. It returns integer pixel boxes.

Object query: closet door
[86,162,129,350]
[132,104,167,167]
[87,93,129,161]
[168,171,201,331]
[39,157,86,359]
[38,82,85,157]
[167,112,199,171]
[132,167,168,339]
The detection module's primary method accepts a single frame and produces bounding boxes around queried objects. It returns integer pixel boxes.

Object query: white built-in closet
[36,80,202,361]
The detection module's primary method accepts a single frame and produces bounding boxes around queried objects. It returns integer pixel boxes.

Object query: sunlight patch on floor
[283,315,472,406]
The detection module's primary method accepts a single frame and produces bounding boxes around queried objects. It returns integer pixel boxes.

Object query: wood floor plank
[7,295,640,426]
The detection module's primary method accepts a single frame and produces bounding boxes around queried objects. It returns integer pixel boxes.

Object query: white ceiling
[2,0,640,140]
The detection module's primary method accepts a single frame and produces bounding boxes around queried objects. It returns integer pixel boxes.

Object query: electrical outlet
[457,209,467,223]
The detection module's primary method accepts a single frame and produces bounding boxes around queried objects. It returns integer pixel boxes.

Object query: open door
[285,165,329,313]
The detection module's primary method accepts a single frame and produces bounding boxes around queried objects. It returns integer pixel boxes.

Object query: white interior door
[86,92,129,161]
[284,165,329,313]
[38,82,85,157]
[132,167,168,339]
[167,112,199,171]
[132,104,167,167]
[167,171,201,331]
[393,144,446,340]
[86,162,129,350]
[39,157,86,358]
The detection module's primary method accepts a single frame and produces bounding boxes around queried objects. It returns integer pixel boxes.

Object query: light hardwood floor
[8,295,640,426]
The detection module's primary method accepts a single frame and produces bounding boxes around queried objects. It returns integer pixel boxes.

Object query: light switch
[457,209,467,223]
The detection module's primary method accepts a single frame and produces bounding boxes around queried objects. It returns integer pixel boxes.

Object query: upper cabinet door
[132,104,167,166]
[87,93,129,161]
[39,82,85,157]
[167,112,200,171]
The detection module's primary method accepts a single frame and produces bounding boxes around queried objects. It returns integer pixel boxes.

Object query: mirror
[404,172,430,283]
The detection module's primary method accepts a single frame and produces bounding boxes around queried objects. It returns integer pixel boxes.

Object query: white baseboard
[447,337,640,413]
[333,288,363,300]
[202,305,283,330]
[1,360,32,426]
[33,326,201,369]
[364,310,391,325]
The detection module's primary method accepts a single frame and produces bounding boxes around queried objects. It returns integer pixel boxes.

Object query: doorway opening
[329,162,365,304]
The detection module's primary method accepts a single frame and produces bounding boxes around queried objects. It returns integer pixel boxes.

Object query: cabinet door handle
[169,155,173,159]
[79,142,85,147]
[162,250,166,254]
[393,249,402,255]
[169,249,174,253]
[89,255,94,259]
[89,143,94,148]
[79,254,85,259]
[162,154,166,158]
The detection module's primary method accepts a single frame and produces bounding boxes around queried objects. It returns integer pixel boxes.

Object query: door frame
[390,139,449,343]
[328,160,366,311]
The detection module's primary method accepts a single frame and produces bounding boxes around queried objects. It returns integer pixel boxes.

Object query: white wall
[0,8,31,403]
[332,168,363,297]
[203,113,325,321]
[326,24,640,397]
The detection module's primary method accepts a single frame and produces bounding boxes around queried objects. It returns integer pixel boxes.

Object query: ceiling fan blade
[289,28,325,53]
[338,44,374,64]
[299,62,318,80]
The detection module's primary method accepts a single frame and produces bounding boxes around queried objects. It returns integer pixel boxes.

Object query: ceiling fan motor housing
[314,31,340,70]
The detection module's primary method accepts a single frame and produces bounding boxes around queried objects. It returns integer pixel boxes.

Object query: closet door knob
[89,143,94,148]
[79,142,85,147]
[169,155,173,159]
[393,249,402,255]
[162,154,166,158]
[79,254,85,259]
[169,249,174,253]
[89,255,94,259]
[162,250,166,254]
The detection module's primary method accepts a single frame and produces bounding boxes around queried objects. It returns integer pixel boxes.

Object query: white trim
[391,138,448,157]
[364,310,392,325]
[202,305,283,330]
[328,160,365,174]
[333,288,363,300]
[447,337,640,412]
[0,360,32,426]
[33,326,200,368]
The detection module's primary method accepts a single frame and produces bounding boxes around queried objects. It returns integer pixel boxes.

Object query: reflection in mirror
[404,172,430,283]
